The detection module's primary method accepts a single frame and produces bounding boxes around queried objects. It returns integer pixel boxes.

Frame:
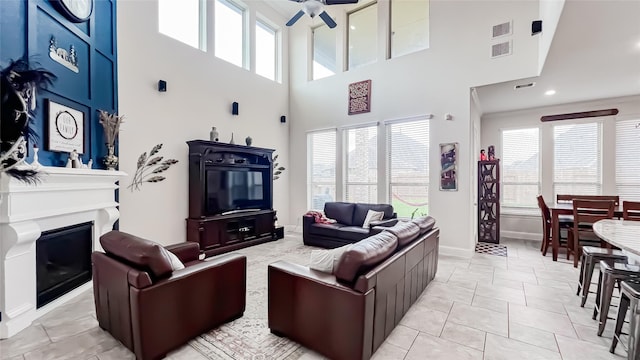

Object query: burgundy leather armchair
[92,231,246,360]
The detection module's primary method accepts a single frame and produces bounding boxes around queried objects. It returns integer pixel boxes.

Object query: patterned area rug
[190,234,316,360]
[475,241,508,257]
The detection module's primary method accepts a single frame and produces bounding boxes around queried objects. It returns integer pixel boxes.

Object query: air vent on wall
[491,40,512,58]
[492,21,512,38]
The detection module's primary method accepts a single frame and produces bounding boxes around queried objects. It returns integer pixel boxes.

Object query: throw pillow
[309,244,352,274]
[362,209,384,228]
[164,249,185,271]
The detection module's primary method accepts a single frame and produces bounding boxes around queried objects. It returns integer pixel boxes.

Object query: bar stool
[593,260,640,336]
[578,247,627,306]
[611,280,640,358]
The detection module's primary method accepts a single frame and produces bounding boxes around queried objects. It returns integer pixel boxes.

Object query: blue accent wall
[0,0,118,167]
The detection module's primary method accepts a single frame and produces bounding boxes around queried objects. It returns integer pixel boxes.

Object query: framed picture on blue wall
[47,100,85,154]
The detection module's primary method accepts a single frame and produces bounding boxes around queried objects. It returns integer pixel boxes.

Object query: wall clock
[52,0,93,23]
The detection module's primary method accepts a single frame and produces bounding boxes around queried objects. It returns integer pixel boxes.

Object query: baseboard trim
[440,245,474,259]
[501,230,540,241]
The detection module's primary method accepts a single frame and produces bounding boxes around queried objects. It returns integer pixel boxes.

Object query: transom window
[158,0,204,50]
[255,19,278,81]
[348,3,378,70]
[390,0,429,58]
[215,0,246,68]
[313,24,337,80]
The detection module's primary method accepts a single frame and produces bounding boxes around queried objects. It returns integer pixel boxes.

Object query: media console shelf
[186,140,278,257]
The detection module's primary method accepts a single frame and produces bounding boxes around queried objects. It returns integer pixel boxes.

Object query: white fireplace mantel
[0,166,126,338]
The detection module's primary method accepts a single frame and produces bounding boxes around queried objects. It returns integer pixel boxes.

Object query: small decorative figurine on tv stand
[488,145,496,160]
[480,149,487,161]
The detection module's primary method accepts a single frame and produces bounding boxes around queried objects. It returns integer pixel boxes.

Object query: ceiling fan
[286,0,359,29]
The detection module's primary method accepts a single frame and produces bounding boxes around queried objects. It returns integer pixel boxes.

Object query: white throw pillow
[362,210,385,228]
[309,244,352,274]
[165,250,185,271]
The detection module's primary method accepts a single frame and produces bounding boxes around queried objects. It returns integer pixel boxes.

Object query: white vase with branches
[98,110,124,170]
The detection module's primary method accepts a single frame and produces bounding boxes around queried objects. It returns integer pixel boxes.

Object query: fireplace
[36,222,93,308]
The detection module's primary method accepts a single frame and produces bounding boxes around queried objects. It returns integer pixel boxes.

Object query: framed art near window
[440,142,457,191]
[47,100,84,154]
[348,79,371,115]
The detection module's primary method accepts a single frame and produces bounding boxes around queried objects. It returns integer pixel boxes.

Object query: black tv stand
[186,141,278,257]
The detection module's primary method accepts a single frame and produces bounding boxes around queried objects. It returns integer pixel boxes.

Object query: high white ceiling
[475,0,640,114]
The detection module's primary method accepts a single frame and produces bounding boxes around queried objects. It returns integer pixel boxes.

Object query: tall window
[501,128,540,209]
[616,119,640,201]
[215,0,246,68]
[345,126,378,203]
[308,130,337,210]
[158,0,203,49]
[255,20,277,81]
[390,0,429,58]
[387,119,429,218]
[553,122,601,197]
[348,3,378,70]
[313,24,337,80]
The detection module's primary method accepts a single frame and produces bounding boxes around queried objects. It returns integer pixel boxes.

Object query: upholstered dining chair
[536,195,572,257]
[623,201,640,221]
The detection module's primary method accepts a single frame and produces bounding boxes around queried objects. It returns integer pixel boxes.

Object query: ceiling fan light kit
[286,0,359,29]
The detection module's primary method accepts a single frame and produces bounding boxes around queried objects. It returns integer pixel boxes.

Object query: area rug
[189,233,316,360]
[475,241,508,257]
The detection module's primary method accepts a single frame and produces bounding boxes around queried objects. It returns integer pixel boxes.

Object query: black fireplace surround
[36,222,93,308]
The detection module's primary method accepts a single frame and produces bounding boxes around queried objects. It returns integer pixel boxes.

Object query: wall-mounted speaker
[232,102,239,115]
[158,80,167,92]
[280,116,286,123]
[531,20,542,35]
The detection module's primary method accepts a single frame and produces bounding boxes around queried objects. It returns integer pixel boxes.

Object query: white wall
[481,95,640,241]
[538,0,566,74]
[117,0,290,246]
[288,0,542,257]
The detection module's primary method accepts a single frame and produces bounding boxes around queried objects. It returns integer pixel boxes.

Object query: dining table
[593,219,640,257]
[550,203,624,261]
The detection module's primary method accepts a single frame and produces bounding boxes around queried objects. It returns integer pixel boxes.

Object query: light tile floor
[0,238,629,359]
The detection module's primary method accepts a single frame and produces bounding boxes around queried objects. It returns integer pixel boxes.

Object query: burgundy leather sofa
[269,216,438,360]
[92,231,246,360]
[303,202,398,248]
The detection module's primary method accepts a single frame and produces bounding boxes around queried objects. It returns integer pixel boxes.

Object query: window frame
[255,15,281,82]
[312,23,337,81]
[347,1,379,71]
[389,0,430,59]
[307,128,338,211]
[158,0,207,50]
[214,0,249,69]
[343,123,379,203]
[499,127,541,212]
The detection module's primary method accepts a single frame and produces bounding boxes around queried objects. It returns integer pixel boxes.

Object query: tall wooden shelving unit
[478,160,500,244]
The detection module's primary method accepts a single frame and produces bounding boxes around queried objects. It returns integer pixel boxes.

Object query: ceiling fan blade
[318,11,337,28]
[324,0,359,5]
[286,10,306,27]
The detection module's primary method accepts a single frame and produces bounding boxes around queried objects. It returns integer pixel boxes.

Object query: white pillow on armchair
[362,210,385,228]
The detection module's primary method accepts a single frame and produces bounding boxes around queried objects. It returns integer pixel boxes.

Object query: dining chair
[557,194,620,206]
[536,195,572,257]
[572,199,627,307]
[623,201,640,221]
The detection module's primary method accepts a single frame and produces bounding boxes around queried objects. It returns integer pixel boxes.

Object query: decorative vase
[245,136,252,146]
[103,143,118,170]
[210,127,219,142]
[230,132,235,144]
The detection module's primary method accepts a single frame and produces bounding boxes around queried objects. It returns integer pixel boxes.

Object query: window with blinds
[553,122,601,197]
[345,126,378,203]
[616,119,640,201]
[386,119,429,218]
[307,130,337,210]
[501,128,539,209]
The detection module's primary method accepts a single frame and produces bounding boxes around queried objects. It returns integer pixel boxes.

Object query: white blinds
[345,126,378,203]
[308,130,337,210]
[386,119,429,218]
[616,119,640,201]
[501,128,539,208]
[553,122,601,197]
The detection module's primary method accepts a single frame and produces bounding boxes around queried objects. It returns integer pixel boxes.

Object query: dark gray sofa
[303,202,398,248]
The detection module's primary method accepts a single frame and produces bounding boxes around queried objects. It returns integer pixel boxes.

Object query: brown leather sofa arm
[130,254,247,360]
[165,242,200,263]
[268,261,375,360]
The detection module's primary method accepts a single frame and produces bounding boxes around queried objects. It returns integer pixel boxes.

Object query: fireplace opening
[36,222,93,308]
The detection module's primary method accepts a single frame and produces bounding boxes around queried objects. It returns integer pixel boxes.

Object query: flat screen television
[205,168,269,215]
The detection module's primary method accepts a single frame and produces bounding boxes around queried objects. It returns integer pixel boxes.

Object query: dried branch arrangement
[273,153,285,180]
[128,144,178,191]
[98,110,124,146]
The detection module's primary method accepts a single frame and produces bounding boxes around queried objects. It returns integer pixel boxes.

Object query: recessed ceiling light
[545,89,556,96]
[514,82,536,90]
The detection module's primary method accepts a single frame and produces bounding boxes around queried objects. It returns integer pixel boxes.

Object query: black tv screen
[205,169,267,214]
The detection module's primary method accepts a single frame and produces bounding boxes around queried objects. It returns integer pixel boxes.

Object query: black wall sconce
[280,115,286,123]
[158,80,167,92]
[232,102,239,115]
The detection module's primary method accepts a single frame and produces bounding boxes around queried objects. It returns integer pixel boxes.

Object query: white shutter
[386,119,429,218]
[501,128,540,208]
[553,122,601,197]
[345,126,378,203]
[307,130,337,210]
[616,119,640,201]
